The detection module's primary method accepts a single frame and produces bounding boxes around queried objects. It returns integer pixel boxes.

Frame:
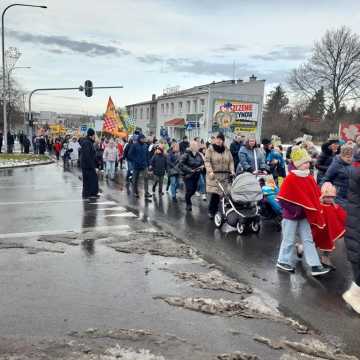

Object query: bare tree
[290,27,360,118]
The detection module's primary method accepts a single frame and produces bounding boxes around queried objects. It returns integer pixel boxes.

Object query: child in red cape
[311,182,346,270]
[276,146,330,277]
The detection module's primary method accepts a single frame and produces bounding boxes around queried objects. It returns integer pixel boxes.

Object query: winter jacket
[80,136,96,169]
[167,150,181,176]
[345,164,360,264]
[230,141,242,168]
[316,142,336,184]
[150,154,167,176]
[238,145,267,173]
[54,143,62,154]
[179,149,204,177]
[127,142,149,170]
[279,199,306,220]
[322,155,351,207]
[123,142,132,160]
[267,150,286,178]
[103,145,118,162]
[205,145,234,195]
[69,141,81,161]
[179,140,190,154]
[117,143,124,159]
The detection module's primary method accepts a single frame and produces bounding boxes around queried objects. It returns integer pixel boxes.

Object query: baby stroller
[214,172,263,235]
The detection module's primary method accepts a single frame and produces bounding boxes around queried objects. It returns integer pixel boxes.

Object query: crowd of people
[3,127,360,315]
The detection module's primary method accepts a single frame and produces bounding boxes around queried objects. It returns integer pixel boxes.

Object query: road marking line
[0,224,130,239]
[88,201,117,205]
[104,212,137,218]
[0,199,84,206]
[97,206,127,211]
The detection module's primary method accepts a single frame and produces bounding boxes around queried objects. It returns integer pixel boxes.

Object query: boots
[343,282,360,314]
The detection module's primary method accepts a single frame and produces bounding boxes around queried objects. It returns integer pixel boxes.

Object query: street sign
[186,123,193,131]
[80,124,88,133]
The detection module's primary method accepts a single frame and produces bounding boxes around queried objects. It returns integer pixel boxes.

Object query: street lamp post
[2,3,47,149]
[7,66,31,129]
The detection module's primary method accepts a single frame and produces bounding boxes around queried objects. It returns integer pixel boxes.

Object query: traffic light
[84,80,93,97]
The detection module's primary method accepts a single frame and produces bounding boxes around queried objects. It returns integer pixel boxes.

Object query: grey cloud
[252,45,311,61]
[48,48,65,54]
[8,30,130,57]
[213,44,245,53]
[136,54,163,64]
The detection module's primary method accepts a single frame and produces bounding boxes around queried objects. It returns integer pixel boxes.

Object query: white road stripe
[0,199,84,206]
[97,206,127,211]
[88,201,117,205]
[0,224,130,239]
[104,212,137,218]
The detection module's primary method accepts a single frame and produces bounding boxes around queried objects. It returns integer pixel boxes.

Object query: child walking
[276,146,330,277]
[103,139,118,180]
[149,145,167,196]
[311,182,346,270]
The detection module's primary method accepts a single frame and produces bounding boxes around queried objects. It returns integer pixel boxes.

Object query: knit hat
[216,132,225,142]
[290,146,311,168]
[321,182,337,199]
[87,128,95,136]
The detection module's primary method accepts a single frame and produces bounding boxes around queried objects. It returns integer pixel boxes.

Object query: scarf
[213,144,225,153]
[278,172,325,229]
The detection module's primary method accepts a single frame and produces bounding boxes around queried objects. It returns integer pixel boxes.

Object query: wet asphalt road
[0,163,359,358]
[99,167,360,356]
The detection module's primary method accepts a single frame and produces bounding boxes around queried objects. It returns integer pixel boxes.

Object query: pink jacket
[103,145,118,162]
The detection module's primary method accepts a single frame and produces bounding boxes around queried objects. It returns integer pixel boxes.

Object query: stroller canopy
[230,173,263,203]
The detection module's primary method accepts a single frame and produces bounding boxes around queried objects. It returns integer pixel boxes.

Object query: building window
[170,102,174,114]
[166,103,169,114]
[186,100,191,113]
[193,99,197,113]
[161,104,164,114]
[200,99,205,112]
[178,101,183,114]
[146,108,150,120]
[140,108,143,119]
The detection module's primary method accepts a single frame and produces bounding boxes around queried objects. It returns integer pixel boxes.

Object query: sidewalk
[0,164,358,359]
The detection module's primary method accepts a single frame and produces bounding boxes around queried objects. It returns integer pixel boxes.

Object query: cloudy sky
[3,0,360,115]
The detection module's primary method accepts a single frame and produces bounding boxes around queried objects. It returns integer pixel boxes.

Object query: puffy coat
[179,149,204,176]
[103,145,118,162]
[127,142,149,170]
[316,142,336,184]
[150,153,167,176]
[238,145,267,173]
[205,145,234,195]
[322,155,351,207]
[345,165,360,264]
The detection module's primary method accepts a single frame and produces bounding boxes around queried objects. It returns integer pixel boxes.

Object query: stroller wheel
[237,222,246,235]
[214,212,224,228]
[250,221,261,233]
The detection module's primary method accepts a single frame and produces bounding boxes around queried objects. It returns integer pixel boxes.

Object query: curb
[0,160,54,170]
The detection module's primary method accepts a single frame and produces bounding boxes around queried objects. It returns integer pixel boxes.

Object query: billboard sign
[213,100,259,133]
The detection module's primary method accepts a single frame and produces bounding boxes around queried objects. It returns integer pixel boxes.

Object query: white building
[126,77,265,141]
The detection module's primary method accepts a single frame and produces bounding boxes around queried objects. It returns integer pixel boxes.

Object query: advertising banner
[339,123,360,141]
[213,100,259,134]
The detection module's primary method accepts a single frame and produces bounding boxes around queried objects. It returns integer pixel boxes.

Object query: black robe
[80,137,99,198]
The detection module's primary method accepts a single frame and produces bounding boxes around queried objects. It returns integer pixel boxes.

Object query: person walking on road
[238,136,267,174]
[69,137,81,167]
[80,128,99,199]
[38,135,47,155]
[7,131,14,153]
[149,145,167,196]
[128,134,151,199]
[316,139,339,185]
[322,145,353,208]
[103,139,118,180]
[54,139,62,161]
[276,146,330,277]
[343,148,360,314]
[180,140,204,211]
[205,133,234,219]
[167,142,181,202]
[179,136,190,154]
[124,138,134,183]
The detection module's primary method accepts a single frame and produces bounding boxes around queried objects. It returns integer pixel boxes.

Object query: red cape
[278,172,325,228]
[311,204,346,251]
